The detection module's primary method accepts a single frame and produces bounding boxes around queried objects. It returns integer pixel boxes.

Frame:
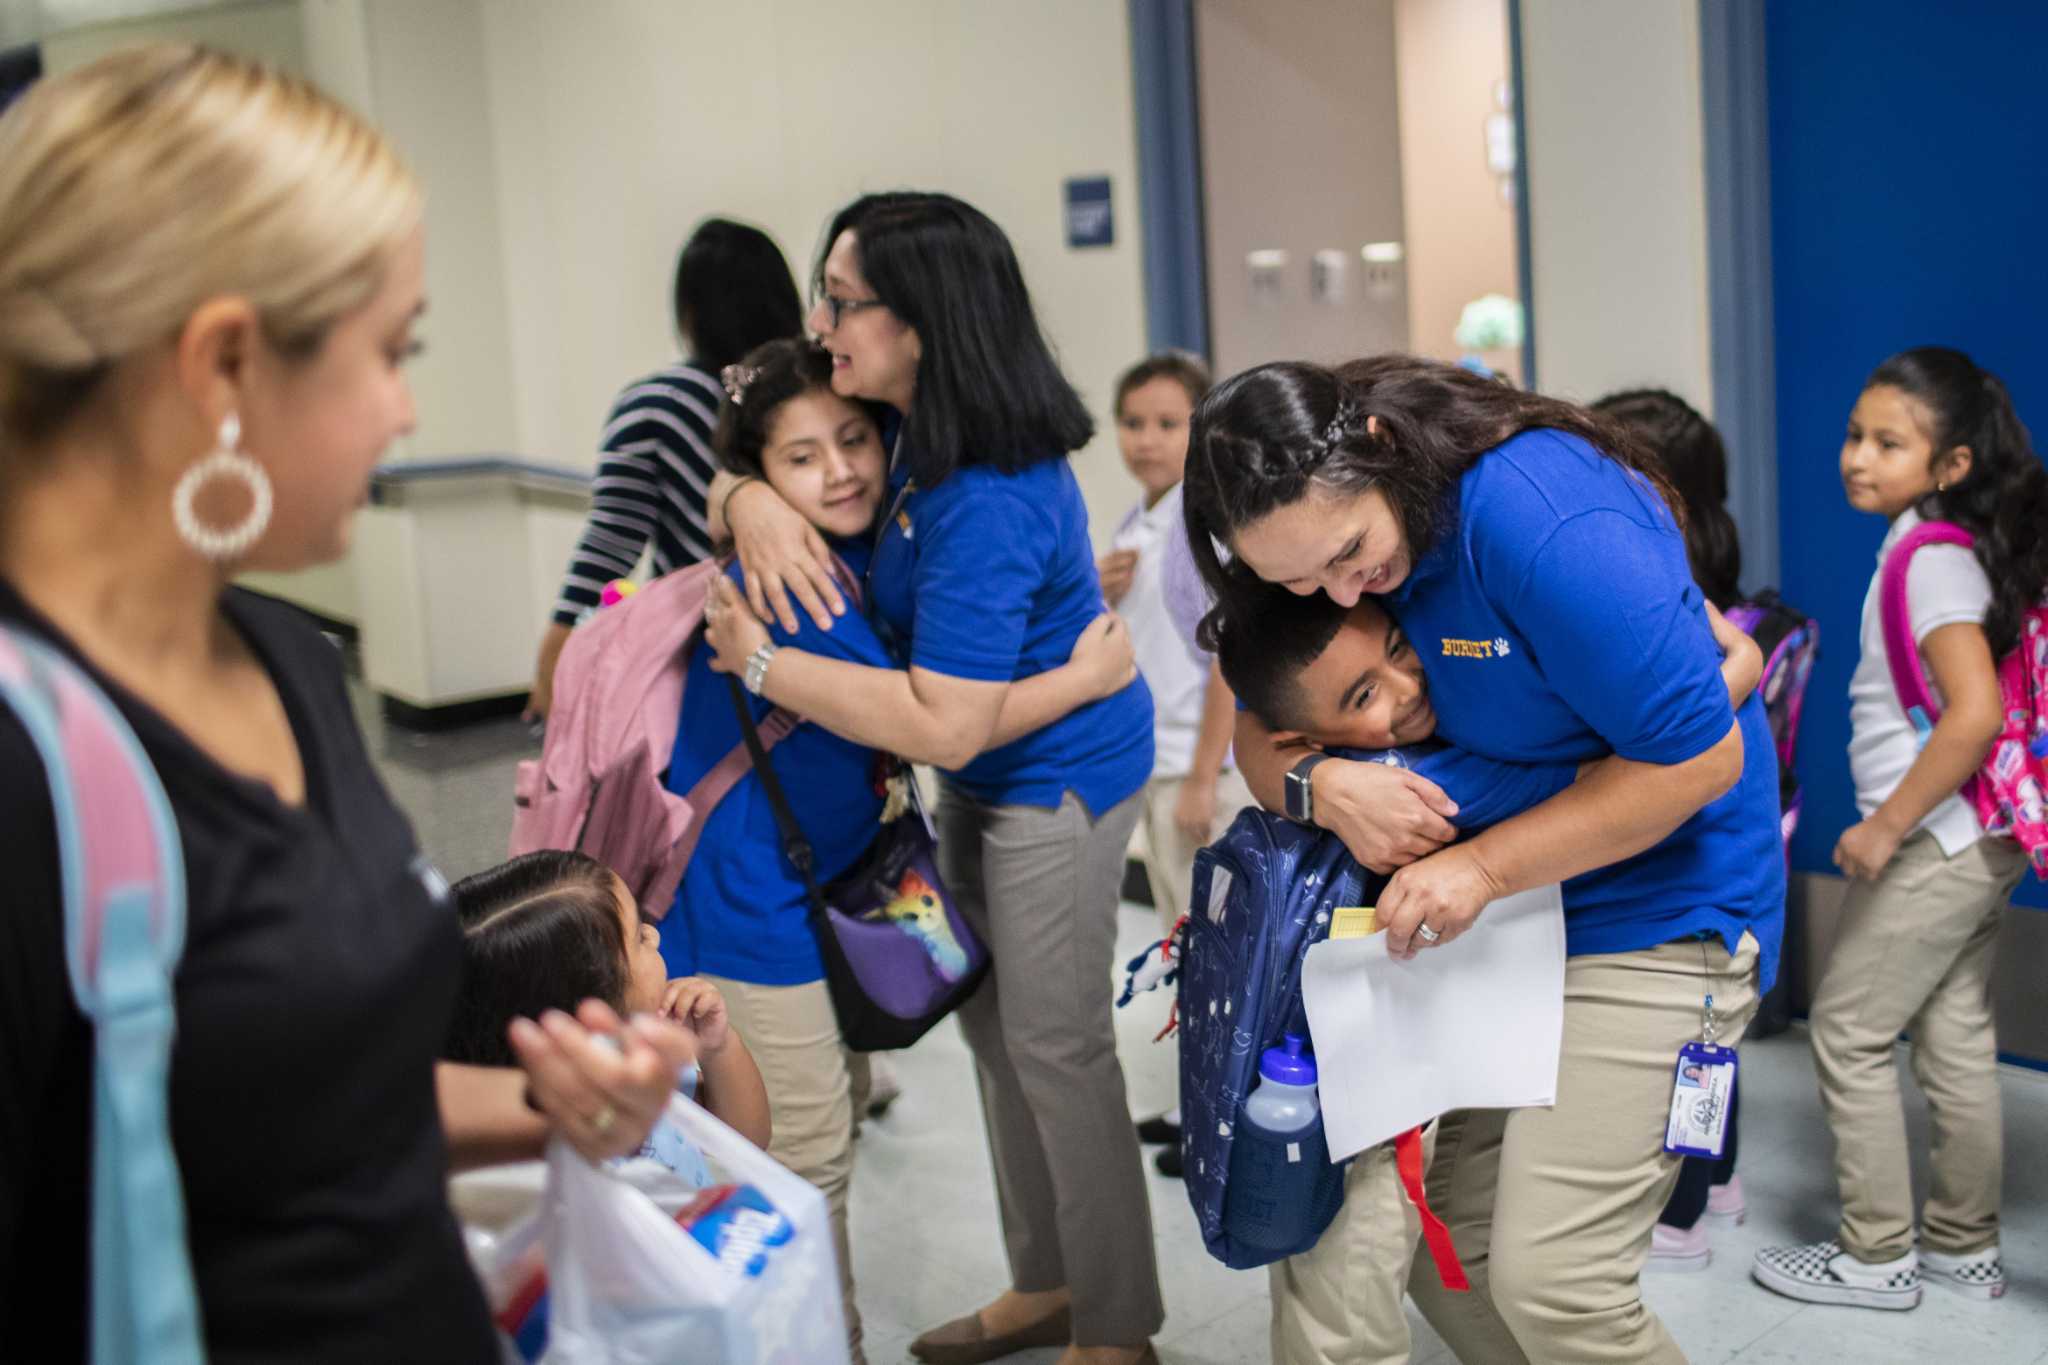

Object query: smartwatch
[1284,753,1331,825]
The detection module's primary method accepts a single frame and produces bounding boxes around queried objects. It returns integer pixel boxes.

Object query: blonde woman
[0,46,693,1360]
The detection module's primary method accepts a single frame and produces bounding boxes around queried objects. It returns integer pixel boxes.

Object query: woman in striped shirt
[526,217,802,718]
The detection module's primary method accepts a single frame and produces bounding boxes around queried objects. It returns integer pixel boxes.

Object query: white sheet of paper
[1301,883,1566,1161]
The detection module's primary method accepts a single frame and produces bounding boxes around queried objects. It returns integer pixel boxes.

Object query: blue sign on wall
[1767,0,2048,907]
[1065,176,1114,249]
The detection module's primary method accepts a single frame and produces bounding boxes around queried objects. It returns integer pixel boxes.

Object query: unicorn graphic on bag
[865,869,969,980]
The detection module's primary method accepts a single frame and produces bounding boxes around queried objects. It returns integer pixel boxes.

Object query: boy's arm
[1347,603,1753,836]
[1335,743,1579,835]
[1708,602,1762,708]
[1174,660,1241,841]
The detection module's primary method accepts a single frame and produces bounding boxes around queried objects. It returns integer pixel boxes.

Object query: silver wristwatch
[742,641,779,696]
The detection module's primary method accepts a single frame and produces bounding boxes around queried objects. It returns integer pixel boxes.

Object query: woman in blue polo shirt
[673,338,1137,1365]
[1183,356,1783,1365]
[704,194,1161,1365]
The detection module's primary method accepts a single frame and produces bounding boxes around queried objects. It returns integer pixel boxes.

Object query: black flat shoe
[1134,1115,1180,1146]
[1154,1144,1183,1178]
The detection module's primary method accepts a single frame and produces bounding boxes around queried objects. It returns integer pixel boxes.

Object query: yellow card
[1330,906,1382,939]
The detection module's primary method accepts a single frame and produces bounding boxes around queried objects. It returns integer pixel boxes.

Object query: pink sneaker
[1705,1175,1747,1225]
[1648,1222,1713,1272]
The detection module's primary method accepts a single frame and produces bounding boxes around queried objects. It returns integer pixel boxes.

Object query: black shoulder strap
[725,677,828,920]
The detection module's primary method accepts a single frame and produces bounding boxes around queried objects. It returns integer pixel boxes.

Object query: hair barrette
[720,364,758,405]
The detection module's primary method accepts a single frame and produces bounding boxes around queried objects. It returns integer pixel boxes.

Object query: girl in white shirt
[1756,348,2048,1311]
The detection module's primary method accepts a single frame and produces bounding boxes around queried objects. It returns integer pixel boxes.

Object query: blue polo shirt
[660,542,891,985]
[868,454,1154,814]
[1383,429,1784,988]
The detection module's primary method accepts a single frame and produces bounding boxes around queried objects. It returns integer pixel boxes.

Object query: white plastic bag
[536,1094,847,1365]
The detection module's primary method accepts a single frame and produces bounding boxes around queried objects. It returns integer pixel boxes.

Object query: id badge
[1663,1041,1737,1158]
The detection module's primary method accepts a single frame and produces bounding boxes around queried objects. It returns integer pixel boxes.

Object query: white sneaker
[1921,1243,2005,1300]
[1647,1222,1713,1272]
[1752,1240,1921,1310]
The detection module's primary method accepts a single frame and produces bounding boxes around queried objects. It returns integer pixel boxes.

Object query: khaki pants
[1136,767,1257,934]
[1406,1109,1529,1365]
[1269,1125,1434,1365]
[699,976,867,1361]
[1810,832,2028,1262]
[937,787,1164,1346]
[1410,934,1760,1364]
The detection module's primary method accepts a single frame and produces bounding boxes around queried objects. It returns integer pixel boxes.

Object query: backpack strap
[1878,521,1976,741]
[670,707,800,871]
[0,627,204,1365]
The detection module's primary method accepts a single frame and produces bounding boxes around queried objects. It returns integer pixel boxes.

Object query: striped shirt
[551,361,724,624]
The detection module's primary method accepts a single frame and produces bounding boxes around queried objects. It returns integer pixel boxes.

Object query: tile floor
[377,689,2048,1364]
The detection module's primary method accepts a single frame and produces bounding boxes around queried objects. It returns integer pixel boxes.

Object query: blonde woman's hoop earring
[172,413,273,562]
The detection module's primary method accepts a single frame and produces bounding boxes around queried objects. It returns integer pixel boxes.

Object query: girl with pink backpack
[1755,347,2048,1311]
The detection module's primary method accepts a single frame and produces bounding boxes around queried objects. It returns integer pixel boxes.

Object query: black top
[0,582,496,1363]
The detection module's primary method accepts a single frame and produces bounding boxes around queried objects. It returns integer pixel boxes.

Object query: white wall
[39,0,305,72]
[473,0,1148,540]
[1518,0,1713,413]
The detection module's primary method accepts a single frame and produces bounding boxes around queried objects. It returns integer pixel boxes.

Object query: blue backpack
[1175,809,1379,1270]
[0,626,204,1364]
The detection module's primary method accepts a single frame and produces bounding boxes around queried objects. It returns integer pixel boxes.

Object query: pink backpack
[509,560,797,921]
[1879,521,2048,876]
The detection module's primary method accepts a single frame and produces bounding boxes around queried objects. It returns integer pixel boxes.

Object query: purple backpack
[1721,592,1819,852]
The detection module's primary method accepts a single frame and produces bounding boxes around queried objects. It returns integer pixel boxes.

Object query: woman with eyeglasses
[702,192,1163,1365]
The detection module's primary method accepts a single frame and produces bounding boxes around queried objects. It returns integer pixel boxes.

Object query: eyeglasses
[814,291,887,329]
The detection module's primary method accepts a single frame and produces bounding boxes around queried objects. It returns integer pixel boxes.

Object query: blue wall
[1766,0,2048,907]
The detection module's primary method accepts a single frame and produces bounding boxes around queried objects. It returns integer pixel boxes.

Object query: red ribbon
[1395,1125,1469,1292]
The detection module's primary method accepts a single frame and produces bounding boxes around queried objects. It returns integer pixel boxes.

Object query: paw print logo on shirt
[1493,637,1512,657]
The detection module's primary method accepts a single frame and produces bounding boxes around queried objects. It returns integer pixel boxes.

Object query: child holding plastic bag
[447,849,772,1168]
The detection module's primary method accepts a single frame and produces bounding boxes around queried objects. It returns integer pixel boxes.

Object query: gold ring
[589,1102,617,1134]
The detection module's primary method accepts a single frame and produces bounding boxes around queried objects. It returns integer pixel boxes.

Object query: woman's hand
[1311,758,1461,874]
[659,977,733,1057]
[525,621,574,723]
[1174,774,1218,847]
[703,576,771,676]
[1833,816,1905,880]
[507,1000,696,1162]
[1067,611,1136,698]
[1097,548,1138,607]
[726,477,846,633]
[1379,843,1506,958]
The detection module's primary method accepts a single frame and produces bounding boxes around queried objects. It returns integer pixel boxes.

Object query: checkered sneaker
[1752,1239,1922,1311]
[1921,1244,2006,1301]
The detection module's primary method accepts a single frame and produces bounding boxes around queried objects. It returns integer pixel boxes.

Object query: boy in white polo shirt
[1099,353,1256,1177]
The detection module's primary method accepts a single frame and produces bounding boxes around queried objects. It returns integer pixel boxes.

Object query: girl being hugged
[675,336,1134,1365]
[1755,348,2048,1309]
[705,194,1161,1365]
